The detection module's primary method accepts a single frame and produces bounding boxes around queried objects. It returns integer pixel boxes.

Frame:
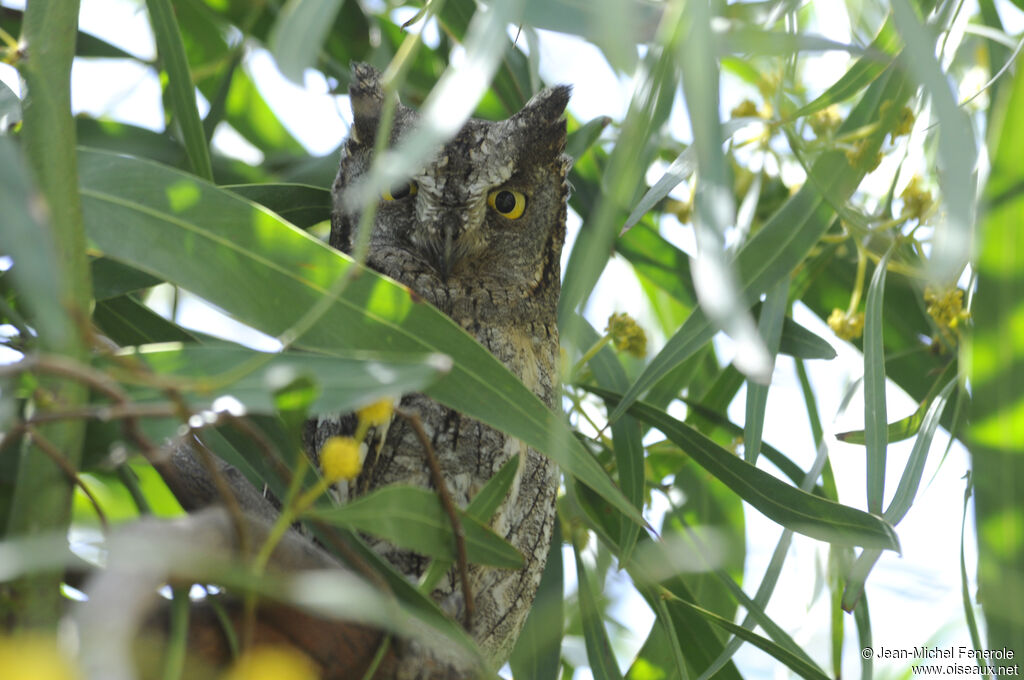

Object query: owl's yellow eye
[488,189,527,219]
[382,181,417,201]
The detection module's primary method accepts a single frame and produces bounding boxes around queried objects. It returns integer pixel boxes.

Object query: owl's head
[331,63,571,313]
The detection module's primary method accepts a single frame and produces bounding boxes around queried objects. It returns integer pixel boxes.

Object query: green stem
[6,0,92,628]
[571,333,613,378]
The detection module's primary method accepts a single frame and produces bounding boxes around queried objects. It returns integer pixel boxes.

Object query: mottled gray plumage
[304,64,570,678]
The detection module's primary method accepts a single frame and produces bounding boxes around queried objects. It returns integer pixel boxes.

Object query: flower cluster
[900,176,933,221]
[223,645,319,680]
[809,105,842,138]
[844,139,882,172]
[925,286,970,332]
[607,312,648,358]
[828,308,865,340]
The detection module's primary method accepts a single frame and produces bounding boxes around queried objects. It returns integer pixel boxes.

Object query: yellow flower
[357,398,394,427]
[900,175,932,221]
[808,105,841,138]
[222,645,319,680]
[891,105,915,138]
[925,286,970,331]
[844,139,882,172]
[730,99,760,119]
[320,436,362,482]
[0,634,80,680]
[606,312,648,358]
[828,308,865,340]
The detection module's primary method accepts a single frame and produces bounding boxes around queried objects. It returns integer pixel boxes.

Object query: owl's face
[330,64,571,316]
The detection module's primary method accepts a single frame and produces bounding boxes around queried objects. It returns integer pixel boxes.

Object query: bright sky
[0,1,991,678]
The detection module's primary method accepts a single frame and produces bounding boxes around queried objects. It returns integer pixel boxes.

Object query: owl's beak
[438,228,456,280]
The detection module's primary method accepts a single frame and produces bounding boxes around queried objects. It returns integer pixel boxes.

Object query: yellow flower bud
[222,645,319,680]
[606,312,648,358]
[730,99,760,119]
[0,634,80,680]
[925,286,970,332]
[321,436,362,482]
[900,175,932,221]
[357,398,394,427]
[808,105,842,138]
[844,139,882,172]
[827,308,865,340]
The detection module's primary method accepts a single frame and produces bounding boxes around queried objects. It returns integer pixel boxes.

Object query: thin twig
[396,408,474,629]
[24,424,109,532]
[191,433,251,559]
[25,402,180,424]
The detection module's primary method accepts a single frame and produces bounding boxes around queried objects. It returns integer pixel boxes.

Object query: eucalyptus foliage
[0,0,1021,677]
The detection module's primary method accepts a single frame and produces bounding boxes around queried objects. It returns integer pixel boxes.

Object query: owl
[304,63,571,678]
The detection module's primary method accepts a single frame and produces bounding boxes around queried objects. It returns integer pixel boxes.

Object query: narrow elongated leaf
[968,55,1024,649]
[224,184,332,229]
[121,343,450,417]
[0,78,21,129]
[743,278,788,463]
[576,319,644,560]
[77,149,644,527]
[574,542,624,680]
[837,360,956,444]
[609,65,913,425]
[841,378,955,610]
[668,596,830,680]
[792,15,901,118]
[587,386,900,550]
[145,0,213,180]
[892,0,976,282]
[778,318,837,360]
[94,296,197,346]
[863,250,892,515]
[305,485,523,568]
[0,138,66,344]
[91,258,162,300]
[510,522,563,680]
[269,0,346,83]
[419,454,522,591]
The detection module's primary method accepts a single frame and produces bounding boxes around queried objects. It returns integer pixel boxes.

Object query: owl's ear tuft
[514,85,571,156]
[349,62,386,146]
[517,85,571,128]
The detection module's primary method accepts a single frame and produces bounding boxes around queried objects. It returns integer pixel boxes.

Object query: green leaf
[91,258,162,300]
[892,0,976,281]
[778,317,837,360]
[841,378,955,611]
[224,183,332,229]
[608,64,914,425]
[305,485,523,569]
[836,360,956,444]
[145,0,214,180]
[566,116,613,161]
[122,343,450,417]
[419,454,522,591]
[968,52,1024,650]
[666,596,831,680]
[576,318,644,561]
[510,521,563,680]
[587,386,901,550]
[863,250,893,515]
[791,15,901,119]
[743,278,788,463]
[270,0,347,83]
[573,541,624,680]
[93,296,197,346]
[77,148,644,528]
[0,137,65,345]
[0,78,21,130]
